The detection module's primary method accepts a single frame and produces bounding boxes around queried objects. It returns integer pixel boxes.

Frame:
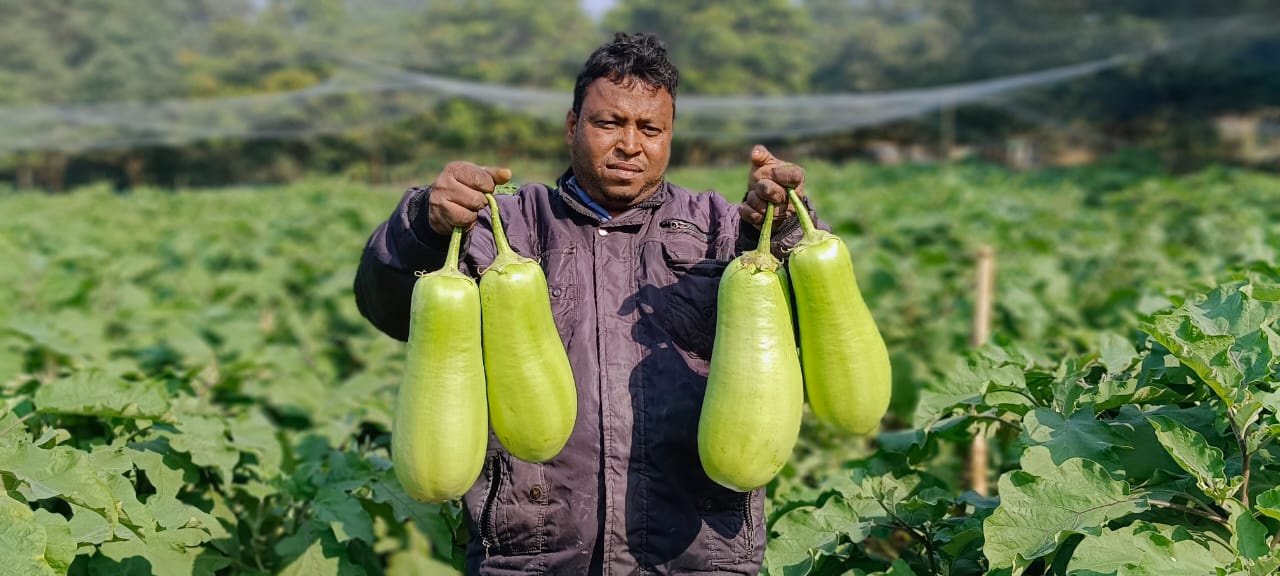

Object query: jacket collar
[555,168,670,227]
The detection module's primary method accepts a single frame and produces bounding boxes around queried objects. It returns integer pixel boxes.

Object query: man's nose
[616,127,640,155]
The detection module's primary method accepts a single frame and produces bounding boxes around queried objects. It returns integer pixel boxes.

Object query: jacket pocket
[659,230,729,360]
[482,451,550,557]
[540,245,580,338]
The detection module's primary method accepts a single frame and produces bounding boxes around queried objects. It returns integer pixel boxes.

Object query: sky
[582,0,617,20]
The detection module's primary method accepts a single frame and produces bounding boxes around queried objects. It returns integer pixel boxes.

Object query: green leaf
[385,523,460,576]
[278,538,350,576]
[275,523,364,576]
[1254,487,1280,521]
[226,409,283,478]
[32,509,74,573]
[914,357,1024,427]
[0,439,118,524]
[368,473,454,560]
[313,487,375,545]
[94,527,230,576]
[0,493,60,576]
[1226,498,1268,560]
[983,452,1146,575]
[33,369,170,421]
[1142,279,1280,406]
[165,415,239,486]
[1020,408,1130,474]
[1066,521,1233,575]
[1098,331,1139,374]
[67,505,113,545]
[1148,415,1235,503]
[764,497,866,576]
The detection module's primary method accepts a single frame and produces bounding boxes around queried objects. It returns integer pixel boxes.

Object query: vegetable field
[2,159,1278,575]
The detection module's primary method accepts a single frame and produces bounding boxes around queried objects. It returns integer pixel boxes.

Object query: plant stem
[785,188,816,235]
[445,226,464,272]
[1226,406,1252,507]
[485,193,511,256]
[877,497,941,575]
[0,412,36,437]
[1148,499,1228,524]
[757,202,775,252]
[969,410,1023,431]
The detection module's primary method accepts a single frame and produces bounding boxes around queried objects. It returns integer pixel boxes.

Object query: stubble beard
[570,154,663,214]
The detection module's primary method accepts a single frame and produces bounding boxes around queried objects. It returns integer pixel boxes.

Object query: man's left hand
[741,144,805,229]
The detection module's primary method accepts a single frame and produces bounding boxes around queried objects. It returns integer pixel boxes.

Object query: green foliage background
[3,158,1279,574]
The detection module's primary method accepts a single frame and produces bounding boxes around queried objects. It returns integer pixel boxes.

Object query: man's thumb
[751,144,777,167]
[485,166,513,186]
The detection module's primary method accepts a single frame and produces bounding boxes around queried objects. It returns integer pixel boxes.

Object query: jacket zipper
[660,218,714,242]
[742,491,755,553]
[479,452,503,553]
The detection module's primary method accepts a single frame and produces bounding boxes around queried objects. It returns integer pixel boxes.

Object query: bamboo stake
[969,246,996,496]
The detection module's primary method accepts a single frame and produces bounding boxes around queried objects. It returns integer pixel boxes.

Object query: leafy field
[1,159,1278,575]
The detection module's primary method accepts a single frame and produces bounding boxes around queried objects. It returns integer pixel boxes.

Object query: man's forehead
[582,76,673,114]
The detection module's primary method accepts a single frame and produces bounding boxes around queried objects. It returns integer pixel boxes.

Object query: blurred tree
[606,0,813,96]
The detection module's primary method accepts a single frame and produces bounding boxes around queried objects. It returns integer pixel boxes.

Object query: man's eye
[641,126,662,136]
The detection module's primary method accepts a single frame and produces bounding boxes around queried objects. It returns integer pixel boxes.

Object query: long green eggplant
[481,184,577,463]
[393,227,487,502]
[785,188,891,435]
[698,204,805,492]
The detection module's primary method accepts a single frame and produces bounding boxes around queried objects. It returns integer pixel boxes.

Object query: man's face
[566,76,674,215]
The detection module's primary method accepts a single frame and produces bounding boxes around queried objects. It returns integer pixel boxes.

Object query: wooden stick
[969,246,996,496]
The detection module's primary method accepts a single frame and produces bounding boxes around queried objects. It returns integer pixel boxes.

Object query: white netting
[0,15,1269,153]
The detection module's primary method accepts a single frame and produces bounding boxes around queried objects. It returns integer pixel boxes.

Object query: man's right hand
[425,162,513,236]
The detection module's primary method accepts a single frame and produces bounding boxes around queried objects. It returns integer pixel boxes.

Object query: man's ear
[565,109,577,147]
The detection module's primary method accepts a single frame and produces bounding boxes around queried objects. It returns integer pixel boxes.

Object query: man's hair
[572,32,679,115]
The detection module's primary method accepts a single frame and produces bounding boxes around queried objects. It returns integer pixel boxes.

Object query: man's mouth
[605,163,644,181]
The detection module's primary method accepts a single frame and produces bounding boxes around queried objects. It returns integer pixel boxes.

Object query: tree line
[0,0,1276,191]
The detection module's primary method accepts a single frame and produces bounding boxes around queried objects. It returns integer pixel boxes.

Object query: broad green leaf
[369,472,455,560]
[1226,499,1268,560]
[764,497,866,576]
[1098,331,1139,374]
[1067,521,1233,575]
[914,357,1024,427]
[33,369,170,421]
[95,527,230,576]
[1143,279,1280,406]
[313,487,375,545]
[0,439,118,523]
[278,539,341,576]
[984,453,1146,575]
[67,505,113,545]
[1148,415,1234,503]
[385,523,460,576]
[227,409,283,478]
[0,493,59,576]
[32,509,74,573]
[165,415,239,486]
[1020,408,1130,474]
[1254,486,1280,521]
[275,522,364,576]
[104,473,154,538]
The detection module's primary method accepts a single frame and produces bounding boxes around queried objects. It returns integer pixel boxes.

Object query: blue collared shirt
[564,176,612,222]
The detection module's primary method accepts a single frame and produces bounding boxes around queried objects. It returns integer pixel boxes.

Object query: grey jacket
[354,170,817,575]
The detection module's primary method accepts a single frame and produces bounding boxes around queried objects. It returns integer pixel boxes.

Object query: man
[355,32,819,575]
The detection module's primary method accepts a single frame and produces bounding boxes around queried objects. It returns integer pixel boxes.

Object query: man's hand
[426,162,513,236]
[741,144,805,229]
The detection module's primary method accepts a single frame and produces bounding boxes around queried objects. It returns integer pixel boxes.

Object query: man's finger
[751,144,778,168]
[768,164,804,190]
[453,188,489,211]
[485,166,513,186]
[450,163,511,192]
